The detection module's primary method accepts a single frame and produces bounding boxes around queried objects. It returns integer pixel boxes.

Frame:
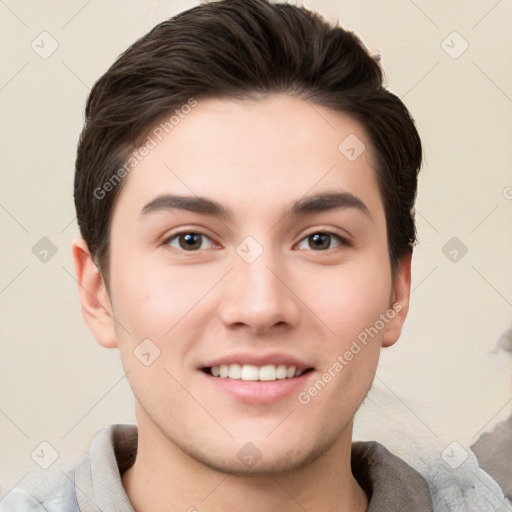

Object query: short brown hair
[74,0,422,281]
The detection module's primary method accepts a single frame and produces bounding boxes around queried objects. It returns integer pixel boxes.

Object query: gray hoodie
[0,424,509,511]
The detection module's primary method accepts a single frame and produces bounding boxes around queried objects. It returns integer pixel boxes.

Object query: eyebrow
[140,191,372,221]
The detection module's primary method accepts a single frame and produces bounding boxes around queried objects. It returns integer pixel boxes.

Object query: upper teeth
[210,364,302,381]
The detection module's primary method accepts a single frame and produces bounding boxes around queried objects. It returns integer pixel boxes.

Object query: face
[77,93,410,475]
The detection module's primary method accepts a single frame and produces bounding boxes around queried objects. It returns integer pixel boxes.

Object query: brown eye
[296,232,344,251]
[309,233,331,250]
[167,232,214,251]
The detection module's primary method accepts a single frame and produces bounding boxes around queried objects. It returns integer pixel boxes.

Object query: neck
[122,409,368,512]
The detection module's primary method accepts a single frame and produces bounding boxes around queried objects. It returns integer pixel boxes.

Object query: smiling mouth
[202,363,314,381]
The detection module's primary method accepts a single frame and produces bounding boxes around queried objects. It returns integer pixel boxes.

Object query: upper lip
[200,352,314,372]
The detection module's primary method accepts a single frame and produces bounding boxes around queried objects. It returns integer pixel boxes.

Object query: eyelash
[161,229,350,253]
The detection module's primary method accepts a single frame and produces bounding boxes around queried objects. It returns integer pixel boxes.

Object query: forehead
[112,94,385,226]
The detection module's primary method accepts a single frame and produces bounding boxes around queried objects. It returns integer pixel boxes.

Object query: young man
[2,1,510,510]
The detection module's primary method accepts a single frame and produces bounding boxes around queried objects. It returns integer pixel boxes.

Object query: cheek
[109,258,227,381]
[109,254,210,335]
[298,256,392,343]
[295,260,391,418]
[109,262,203,404]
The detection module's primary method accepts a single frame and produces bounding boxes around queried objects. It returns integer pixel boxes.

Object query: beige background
[1,0,511,496]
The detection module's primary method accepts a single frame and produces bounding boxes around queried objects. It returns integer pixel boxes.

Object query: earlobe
[72,238,118,348]
[382,252,412,348]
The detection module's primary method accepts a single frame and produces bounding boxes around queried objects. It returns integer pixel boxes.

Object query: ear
[382,251,412,348]
[72,238,118,348]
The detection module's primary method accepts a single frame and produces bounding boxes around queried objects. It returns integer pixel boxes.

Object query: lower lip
[200,370,314,405]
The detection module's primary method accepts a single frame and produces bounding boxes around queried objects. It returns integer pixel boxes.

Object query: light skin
[73,93,411,512]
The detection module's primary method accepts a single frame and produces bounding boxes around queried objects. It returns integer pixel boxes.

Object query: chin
[172,424,341,478]
[184,441,325,477]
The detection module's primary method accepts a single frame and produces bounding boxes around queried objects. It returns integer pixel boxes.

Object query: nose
[217,245,301,334]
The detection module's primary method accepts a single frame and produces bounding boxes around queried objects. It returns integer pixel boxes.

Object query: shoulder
[352,440,434,510]
[392,439,512,511]
[0,469,78,512]
[0,424,135,512]
[352,438,512,511]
